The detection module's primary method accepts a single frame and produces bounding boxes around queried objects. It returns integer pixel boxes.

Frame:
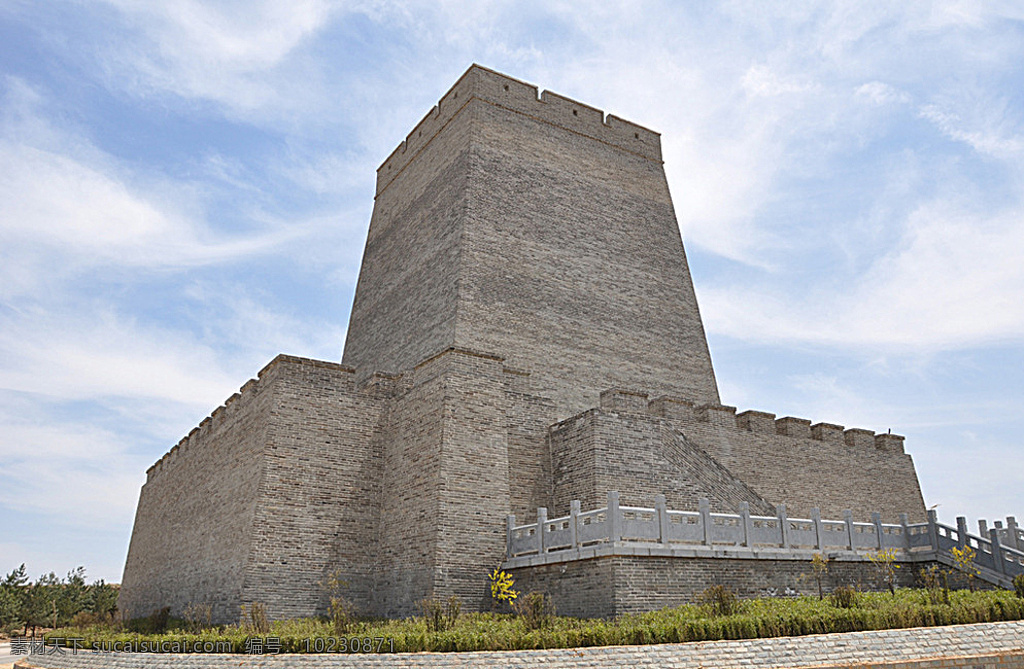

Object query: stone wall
[343,64,721,420]
[373,348,552,617]
[118,362,275,623]
[118,356,391,623]
[548,400,773,518]
[243,357,386,621]
[119,65,933,624]
[504,379,558,520]
[341,86,473,380]
[372,351,449,616]
[650,397,927,522]
[510,553,928,618]
[549,389,776,517]
[428,351,511,611]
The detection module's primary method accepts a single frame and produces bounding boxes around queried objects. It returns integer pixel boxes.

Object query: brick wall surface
[118,365,275,623]
[341,98,472,379]
[373,353,448,616]
[457,80,720,418]
[430,351,511,611]
[505,382,559,519]
[658,402,927,522]
[549,404,774,518]
[511,554,928,618]
[243,357,385,621]
[343,65,721,420]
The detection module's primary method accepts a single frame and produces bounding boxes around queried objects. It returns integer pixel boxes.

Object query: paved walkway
[14,620,1024,669]
[2,642,16,669]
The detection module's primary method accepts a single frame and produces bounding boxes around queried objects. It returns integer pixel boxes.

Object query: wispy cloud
[92,0,343,112]
[701,196,1024,350]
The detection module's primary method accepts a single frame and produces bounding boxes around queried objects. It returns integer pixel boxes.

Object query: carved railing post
[655,494,669,545]
[570,500,581,553]
[844,510,855,551]
[957,517,969,548]
[1007,517,1021,551]
[699,498,712,546]
[990,528,1006,575]
[777,504,790,549]
[872,512,884,550]
[608,491,621,544]
[927,509,940,553]
[739,501,753,548]
[811,508,823,550]
[506,514,515,559]
[537,507,548,554]
[899,513,911,551]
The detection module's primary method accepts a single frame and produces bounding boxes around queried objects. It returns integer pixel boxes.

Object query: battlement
[145,355,358,481]
[613,390,905,453]
[375,64,662,197]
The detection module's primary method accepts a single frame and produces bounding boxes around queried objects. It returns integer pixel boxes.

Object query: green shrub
[830,585,858,609]
[127,606,171,634]
[697,585,740,617]
[181,602,211,634]
[809,553,830,600]
[918,565,950,605]
[41,589,1024,655]
[70,611,114,629]
[1013,574,1024,599]
[240,602,270,634]
[513,592,555,630]
[950,545,980,591]
[420,595,461,633]
[867,549,900,595]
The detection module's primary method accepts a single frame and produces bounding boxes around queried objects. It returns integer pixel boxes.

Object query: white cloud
[1,0,1022,580]
[742,64,819,98]
[702,199,1024,350]
[0,394,151,530]
[93,0,343,111]
[856,82,911,106]
[0,441,146,530]
[0,77,320,302]
[0,306,238,407]
[920,103,1024,160]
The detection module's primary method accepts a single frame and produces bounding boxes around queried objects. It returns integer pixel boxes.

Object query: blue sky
[1,1,1022,584]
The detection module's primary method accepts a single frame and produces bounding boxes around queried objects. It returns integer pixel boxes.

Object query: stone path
[15,620,1024,669]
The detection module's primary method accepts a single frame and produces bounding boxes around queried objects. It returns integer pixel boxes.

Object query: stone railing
[505,492,1024,588]
[980,516,1023,552]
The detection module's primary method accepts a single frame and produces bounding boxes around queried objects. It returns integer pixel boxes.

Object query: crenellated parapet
[641,391,906,453]
[143,348,546,484]
[375,64,662,197]
[145,355,359,481]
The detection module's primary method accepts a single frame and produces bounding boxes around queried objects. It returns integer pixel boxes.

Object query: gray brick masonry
[342,64,721,417]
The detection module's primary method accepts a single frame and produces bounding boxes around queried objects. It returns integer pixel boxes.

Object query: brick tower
[118,65,927,623]
[342,65,720,419]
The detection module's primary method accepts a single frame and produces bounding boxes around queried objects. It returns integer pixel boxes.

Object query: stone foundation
[510,554,939,618]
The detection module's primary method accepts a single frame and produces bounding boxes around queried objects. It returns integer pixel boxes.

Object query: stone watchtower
[119,65,927,622]
[344,65,719,418]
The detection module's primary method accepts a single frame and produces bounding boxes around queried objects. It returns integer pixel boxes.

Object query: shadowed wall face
[343,66,720,418]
